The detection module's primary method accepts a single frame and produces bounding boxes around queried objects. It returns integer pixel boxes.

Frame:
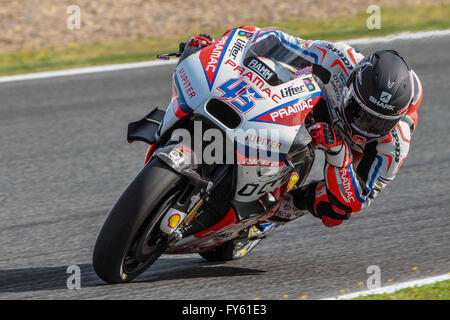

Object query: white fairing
[158,27,322,202]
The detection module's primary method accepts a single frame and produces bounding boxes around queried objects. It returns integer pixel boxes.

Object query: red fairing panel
[194,208,237,238]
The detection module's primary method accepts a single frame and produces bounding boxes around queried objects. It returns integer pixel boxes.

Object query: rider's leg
[279,180,350,227]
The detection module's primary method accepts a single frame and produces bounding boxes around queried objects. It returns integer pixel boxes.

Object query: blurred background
[0,0,449,75]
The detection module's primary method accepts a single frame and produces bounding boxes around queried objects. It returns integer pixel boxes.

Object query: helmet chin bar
[339,86,363,142]
[350,123,380,138]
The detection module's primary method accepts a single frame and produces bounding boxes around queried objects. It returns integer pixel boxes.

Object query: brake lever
[157,52,181,60]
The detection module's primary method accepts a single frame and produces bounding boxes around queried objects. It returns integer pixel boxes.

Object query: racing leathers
[179,27,423,228]
[251,27,424,227]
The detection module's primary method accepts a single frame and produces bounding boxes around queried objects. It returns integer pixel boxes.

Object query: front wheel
[92,158,184,284]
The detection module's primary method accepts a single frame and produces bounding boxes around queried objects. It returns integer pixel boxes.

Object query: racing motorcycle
[92,27,322,284]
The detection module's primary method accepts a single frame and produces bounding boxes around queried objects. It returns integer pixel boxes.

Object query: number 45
[217,78,263,113]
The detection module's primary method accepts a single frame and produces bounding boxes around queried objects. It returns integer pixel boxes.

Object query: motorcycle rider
[177,26,423,228]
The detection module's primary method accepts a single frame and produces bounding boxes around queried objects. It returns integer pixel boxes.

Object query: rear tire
[199,241,235,261]
[92,158,183,284]
[199,238,262,262]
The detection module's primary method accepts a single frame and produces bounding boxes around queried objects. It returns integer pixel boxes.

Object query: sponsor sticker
[217,78,264,113]
[228,38,246,60]
[224,59,282,103]
[280,83,306,98]
[177,68,196,99]
[338,168,355,203]
[160,208,187,234]
[199,30,235,90]
[246,58,275,82]
[302,77,316,92]
[288,172,299,191]
[250,92,321,126]
[380,91,392,103]
[297,39,313,48]
[245,133,282,150]
[237,30,253,39]
[369,94,395,110]
[325,43,354,72]
[294,66,312,78]
[168,213,182,229]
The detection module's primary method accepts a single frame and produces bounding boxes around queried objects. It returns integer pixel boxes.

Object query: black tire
[199,237,262,262]
[92,157,183,284]
[199,241,235,262]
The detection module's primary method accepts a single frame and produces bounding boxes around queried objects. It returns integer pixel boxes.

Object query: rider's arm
[252,29,363,78]
[314,120,412,227]
[252,29,319,64]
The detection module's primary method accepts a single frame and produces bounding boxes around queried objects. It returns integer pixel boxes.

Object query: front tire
[92,158,183,284]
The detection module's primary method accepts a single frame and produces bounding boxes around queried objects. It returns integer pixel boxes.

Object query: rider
[178,26,423,228]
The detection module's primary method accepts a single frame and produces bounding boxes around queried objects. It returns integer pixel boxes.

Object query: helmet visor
[343,85,400,138]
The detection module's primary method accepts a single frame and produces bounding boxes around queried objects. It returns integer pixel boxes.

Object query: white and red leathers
[249,28,423,227]
[182,27,423,228]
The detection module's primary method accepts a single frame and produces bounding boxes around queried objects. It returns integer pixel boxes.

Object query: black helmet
[340,50,414,144]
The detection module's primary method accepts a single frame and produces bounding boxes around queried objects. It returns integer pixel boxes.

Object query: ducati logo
[380,91,392,103]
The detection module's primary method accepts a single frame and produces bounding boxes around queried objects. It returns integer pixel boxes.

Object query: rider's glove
[307,122,352,167]
[179,34,215,53]
[308,122,342,152]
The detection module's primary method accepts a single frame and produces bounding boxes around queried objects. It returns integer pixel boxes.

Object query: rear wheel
[199,237,263,262]
[92,158,184,284]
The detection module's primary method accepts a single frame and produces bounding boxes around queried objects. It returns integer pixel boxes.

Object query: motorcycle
[92,27,322,283]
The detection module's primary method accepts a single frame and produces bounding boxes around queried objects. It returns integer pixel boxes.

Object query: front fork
[159,182,206,241]
[161,164,232,245]
[147,142,232,244]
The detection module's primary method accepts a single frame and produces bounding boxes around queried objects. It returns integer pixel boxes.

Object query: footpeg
[248,222,278,240]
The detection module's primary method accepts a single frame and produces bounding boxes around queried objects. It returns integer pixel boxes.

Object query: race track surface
[0,34,449,299]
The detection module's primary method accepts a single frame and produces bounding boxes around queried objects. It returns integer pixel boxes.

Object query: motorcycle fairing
[127,108,165,144]
[150,27,322,253]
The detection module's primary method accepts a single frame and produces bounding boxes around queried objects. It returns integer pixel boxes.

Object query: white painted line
[0,59,177,84]
[322,273,450,300]
[346,29,450,45]
[0,29,448,84]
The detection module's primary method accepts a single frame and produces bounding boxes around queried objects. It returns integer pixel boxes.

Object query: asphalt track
[0,34,449,300]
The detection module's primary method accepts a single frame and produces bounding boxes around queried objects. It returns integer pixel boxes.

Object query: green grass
[1,4,449,76]
[354,279,450,300]
[272,4,450,41]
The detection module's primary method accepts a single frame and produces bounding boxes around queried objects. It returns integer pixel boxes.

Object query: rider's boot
[247,182,317,240]
[269,182,318,222]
